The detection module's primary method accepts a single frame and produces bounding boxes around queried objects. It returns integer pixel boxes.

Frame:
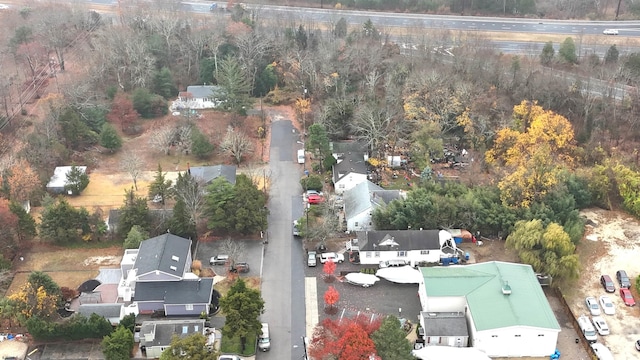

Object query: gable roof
[140,319,206,347]
[344,181,404,221]
[134,233,191,277]
[46,166,87,189]
[419,261,560,332]
[185,85,221,99]
[188,165,236,184]
[331,141,368,154]
[355,230,449,251]
[332,151,368,183]
[77,303,122,322]
[134,278,214,304]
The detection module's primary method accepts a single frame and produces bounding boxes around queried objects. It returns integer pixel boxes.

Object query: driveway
[194,239,264,277]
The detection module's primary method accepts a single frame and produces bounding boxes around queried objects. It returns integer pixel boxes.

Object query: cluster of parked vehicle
[578,270,639,358]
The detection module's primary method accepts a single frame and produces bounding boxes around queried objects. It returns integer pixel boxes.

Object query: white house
[417,262,561,358]
[343,181,405,231]
[346,230,462,266]
[173,85,223,110]
[46,166,87,194]
[331,141,368,195]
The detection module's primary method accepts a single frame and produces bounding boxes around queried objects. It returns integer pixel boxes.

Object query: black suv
[616,270,631,289]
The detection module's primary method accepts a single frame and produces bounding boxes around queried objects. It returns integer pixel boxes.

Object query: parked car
[578,314,597,343]
[219,356,241,360]
[293,220,300,237]
[258,323,271,351]
[616,270,631,289]
[306,190,323,197]
[230,262,250,273]
[600,275,615,293]
[210,255,229,265]
[308,194,325,204]
[602,29,619,35]
[620,288,636,306]
[307,251,317,267]
[592,316,610,336]
[590,342,614,360]
[599,296,615,315]
[319,252,344,264]
[586,296,601,316]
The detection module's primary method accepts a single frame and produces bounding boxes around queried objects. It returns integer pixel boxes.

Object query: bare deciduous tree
[174,172,206,231]
[176,125,193,155]
[149,125,176,155]
[220,126,253,165]
[121,152,143,190]
[219,238,246,267]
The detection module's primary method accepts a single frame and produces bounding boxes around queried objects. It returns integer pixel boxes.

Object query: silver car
[586,296,601,316]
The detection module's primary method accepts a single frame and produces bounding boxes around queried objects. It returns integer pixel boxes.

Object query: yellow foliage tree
[8,283,59,321]
[294,98,311,125]
[486,101,577,207]
[5,159,40,202]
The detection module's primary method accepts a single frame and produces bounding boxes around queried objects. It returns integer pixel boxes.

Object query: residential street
[258,115,306,359]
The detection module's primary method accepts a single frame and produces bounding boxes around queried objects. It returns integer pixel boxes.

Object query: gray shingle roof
[134,233,191,277]
[331,141,368,154]
[140,319,206,347]
[77,303,122,320]
[356,230,442,251]
[134,278,214,304]
[344,181,383,219]
[188,165,237,184]
[185,85,221,99]
[332,151,368,183]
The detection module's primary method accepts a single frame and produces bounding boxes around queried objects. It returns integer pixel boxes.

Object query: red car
[308,194,324,204]
[620,288,636,306]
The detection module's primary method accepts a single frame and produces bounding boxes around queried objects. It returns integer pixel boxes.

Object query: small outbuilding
[46,166,87,194]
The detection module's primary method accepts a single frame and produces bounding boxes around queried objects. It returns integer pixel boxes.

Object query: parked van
[577,315,597,343]
[379,259,409,268]
[297,149,305,164]
[258,323,270,351]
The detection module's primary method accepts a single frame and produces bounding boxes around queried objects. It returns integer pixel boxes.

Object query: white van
[258,323,270,351]
[297,149,305,164]
[577,315,597,343]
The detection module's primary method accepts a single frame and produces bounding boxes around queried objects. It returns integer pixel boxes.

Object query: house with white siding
[343,181,405,231]
[417,261,560,358]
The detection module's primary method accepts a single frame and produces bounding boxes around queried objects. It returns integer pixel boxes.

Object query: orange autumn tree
[5,159,40,202]
[309,317,380,360]
[485,100,576,207]
[323,260,336,282]
[324,286,339,312]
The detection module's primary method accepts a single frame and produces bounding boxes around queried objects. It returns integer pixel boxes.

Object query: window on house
[397,251,407,257]
[339,184,345,189]
[420,250,429,255]
[185,304,194,311]
[182,326,188,334]
[515,335,521,337]
[374,251,380,257]
[365,252,371,258]
[538,334,544,337]
[491,335,498,338]
[355,222,359,227]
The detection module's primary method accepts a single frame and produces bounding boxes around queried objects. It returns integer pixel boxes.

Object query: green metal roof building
[418,261,560,358]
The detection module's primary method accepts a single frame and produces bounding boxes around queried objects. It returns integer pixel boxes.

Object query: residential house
[76,303,134,326]
[345,230,462,266]
[331,141,368,195]
[139,319,215,358]
[417,261,560,358]
[343,181,405,232]
[118,233,215,316]
[187,164,237,185]
[175,85,223,110]
[46,166,87,194]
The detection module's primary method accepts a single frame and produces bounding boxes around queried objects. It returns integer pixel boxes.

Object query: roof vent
[170,265,177,271]
[502,281,512,295]
[171,255,179,262]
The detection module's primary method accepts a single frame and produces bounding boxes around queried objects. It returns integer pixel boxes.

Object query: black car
[616,270,631,289]
[600,274,616,293]
[230,262,250,273]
